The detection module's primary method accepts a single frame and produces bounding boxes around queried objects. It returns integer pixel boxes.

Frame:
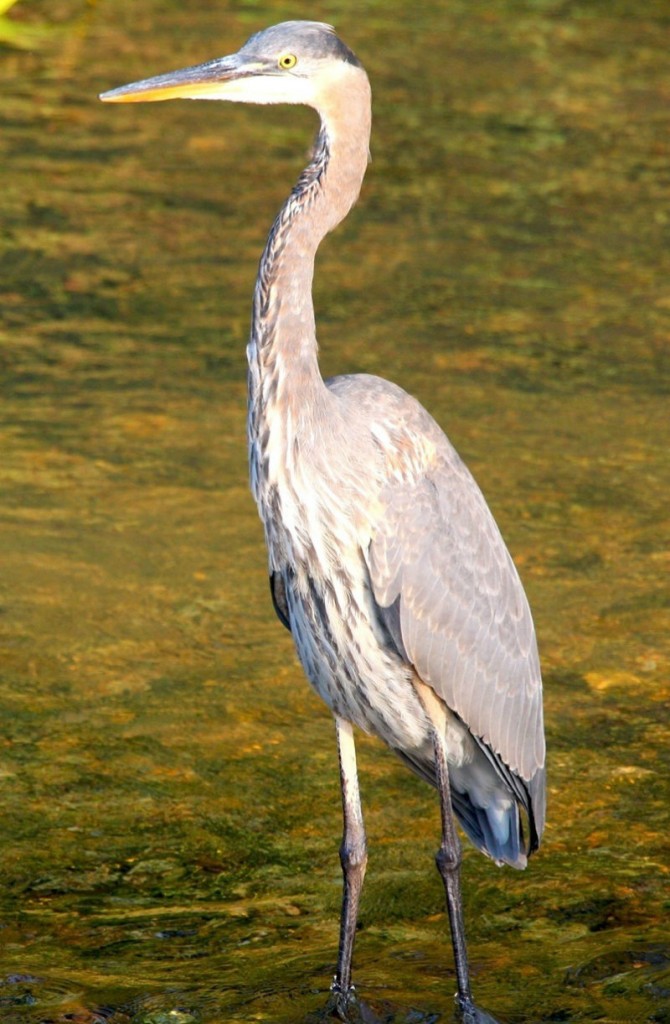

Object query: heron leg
[414,680,476,1020]
[434,725,476,1016]
[331,714,368,1016]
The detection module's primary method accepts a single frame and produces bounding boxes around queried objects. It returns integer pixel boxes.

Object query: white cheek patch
[194,74,317,106]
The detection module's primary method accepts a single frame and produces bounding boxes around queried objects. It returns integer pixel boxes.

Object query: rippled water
[1,1,668,1022]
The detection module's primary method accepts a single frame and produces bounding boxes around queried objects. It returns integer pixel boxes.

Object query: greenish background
[0,0,668,1021]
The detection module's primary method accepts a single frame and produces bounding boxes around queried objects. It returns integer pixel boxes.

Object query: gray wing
[365,442,545,788]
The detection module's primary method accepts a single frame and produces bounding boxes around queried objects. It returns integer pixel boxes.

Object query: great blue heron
[101,21,546,1024]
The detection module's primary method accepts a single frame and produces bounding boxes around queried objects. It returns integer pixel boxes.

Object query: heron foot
[327,982,384,1024]
[329,978,356,1020]
[456,992,502,1024]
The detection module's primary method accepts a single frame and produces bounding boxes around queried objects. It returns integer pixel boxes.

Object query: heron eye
[278,53,297,70]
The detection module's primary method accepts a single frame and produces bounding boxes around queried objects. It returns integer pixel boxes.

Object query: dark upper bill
[99,54,252,103]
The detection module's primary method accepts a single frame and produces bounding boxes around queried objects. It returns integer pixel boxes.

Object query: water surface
[1,1,668,1021]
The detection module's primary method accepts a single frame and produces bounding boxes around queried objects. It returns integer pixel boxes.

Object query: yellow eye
[278,53,297,70]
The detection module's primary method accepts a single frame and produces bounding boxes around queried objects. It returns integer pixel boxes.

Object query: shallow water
[1,1,668,1022]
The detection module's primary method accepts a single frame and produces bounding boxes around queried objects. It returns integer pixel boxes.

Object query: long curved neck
[247,69,371,476]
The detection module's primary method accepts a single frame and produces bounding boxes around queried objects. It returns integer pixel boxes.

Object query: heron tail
[393,745,535,870]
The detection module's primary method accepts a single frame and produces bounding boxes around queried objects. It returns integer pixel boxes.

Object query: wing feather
[366,446,545,786]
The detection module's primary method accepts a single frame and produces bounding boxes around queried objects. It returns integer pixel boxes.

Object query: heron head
[99,21,363,110]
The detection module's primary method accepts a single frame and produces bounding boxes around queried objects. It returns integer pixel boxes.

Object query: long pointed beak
[100,53,259,103]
